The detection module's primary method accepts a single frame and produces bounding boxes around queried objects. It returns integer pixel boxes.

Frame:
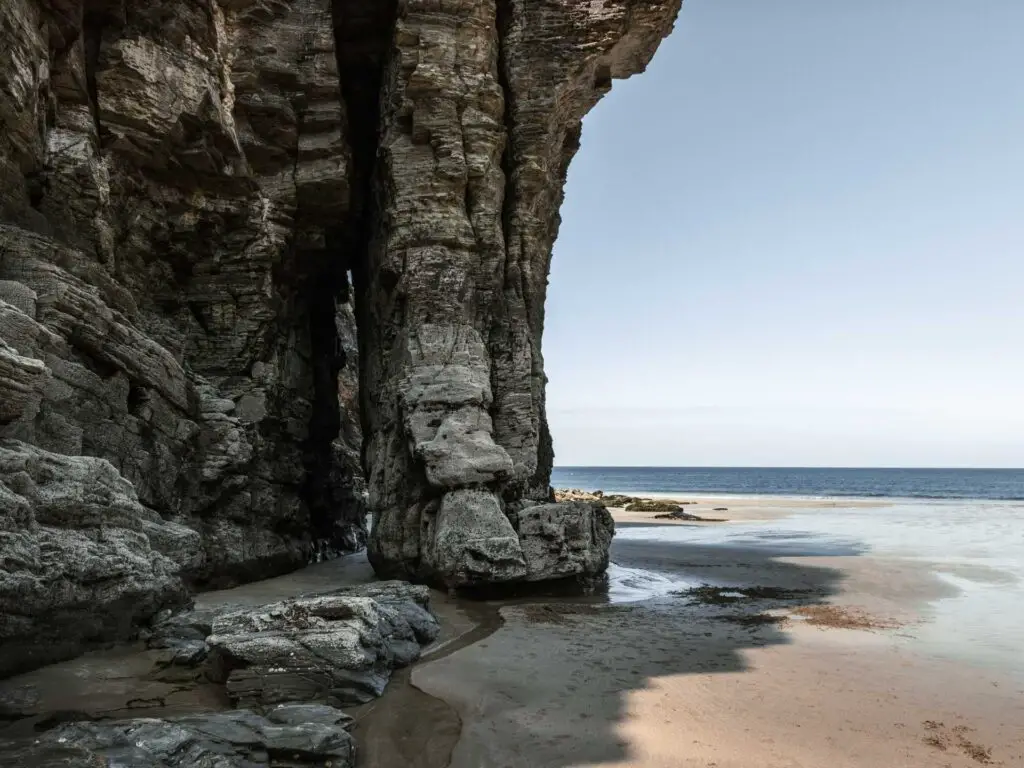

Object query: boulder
[513,502,615,583]
[0,440,199,676]
[205,582,440,708]
[421,489,528,588]
[0,709,355,767]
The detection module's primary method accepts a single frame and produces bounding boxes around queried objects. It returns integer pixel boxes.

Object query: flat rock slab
[0,709,355,767]
[205,581,440,709]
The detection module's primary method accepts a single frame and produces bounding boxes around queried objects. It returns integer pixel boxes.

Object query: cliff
[0,0,680,676]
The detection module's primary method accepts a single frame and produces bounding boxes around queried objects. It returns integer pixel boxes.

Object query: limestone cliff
[0,0,680,675]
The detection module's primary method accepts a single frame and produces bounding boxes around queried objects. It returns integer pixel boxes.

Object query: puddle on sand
[350,594,502,768]
[605,563,695,603]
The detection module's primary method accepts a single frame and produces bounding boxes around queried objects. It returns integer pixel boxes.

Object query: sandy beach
[406,497,1024,768]
[602,494,888,525]
[3,494,1022,767]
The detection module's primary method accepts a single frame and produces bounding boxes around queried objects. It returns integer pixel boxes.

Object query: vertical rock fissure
[82,6,107,138]
[296,0,399,558]
[302,249,351,555]
[329,0,397,446]
[492,0,519,499]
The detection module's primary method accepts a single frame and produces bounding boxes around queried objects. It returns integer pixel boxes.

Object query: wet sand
[409,506,1024,768]
[4,496,1023,767]
[609,495,889,525]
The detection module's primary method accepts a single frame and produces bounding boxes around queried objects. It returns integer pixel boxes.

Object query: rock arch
[0,0,680,673]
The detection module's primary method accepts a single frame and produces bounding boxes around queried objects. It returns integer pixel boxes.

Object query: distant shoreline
[550,465,1024,502]
[554,487,1022,503]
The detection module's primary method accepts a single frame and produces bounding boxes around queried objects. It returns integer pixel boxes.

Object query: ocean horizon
[551,466,1024,501]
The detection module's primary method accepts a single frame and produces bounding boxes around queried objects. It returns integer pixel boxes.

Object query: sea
[551,466,1024,501]
[553,466,1024,678]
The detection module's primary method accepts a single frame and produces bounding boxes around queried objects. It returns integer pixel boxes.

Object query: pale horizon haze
[544,0,1024,468]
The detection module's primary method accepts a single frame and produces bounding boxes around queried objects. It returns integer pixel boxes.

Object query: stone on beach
[151,581,442,709]
[0,709,356,767]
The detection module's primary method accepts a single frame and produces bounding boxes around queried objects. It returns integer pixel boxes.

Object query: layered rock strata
[204,581,440,708]
[0,0,368,671]
[0,0,680,670]
[363,0,681,587]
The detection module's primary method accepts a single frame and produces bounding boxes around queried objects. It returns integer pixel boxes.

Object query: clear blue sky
[545,0,1024,468]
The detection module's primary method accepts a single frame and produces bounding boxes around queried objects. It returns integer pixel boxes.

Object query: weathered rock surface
[0,0,368,673]
[1,0,680,671]
[141,580,440,709]
[512,502,615,583]
[363,0,681,588]
[0,440,199,677]
[207,581,439,708]
[0,709,356,767]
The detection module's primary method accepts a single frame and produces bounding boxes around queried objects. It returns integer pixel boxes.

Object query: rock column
[362,0,682,588]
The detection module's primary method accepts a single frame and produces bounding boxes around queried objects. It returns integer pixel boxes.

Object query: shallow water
[606,505,1024,679]
[610,498,1024,678]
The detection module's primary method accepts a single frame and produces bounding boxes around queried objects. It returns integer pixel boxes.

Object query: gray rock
[514,502,616,583]
[205,582,439,708]
[0,710,355,767]
[0,338,46,424]
[0,0,369,672]
[362,0,682,588]
[422,490,528,588]
[266,703,354,729]
[0,0,679,672]
[0,441,196,677]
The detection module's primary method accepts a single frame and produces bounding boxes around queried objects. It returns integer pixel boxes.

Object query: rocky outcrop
[363,0,681,588]
[0,440,201,677]
[0,580,437,759]
[205,581,440,708]
[140,580,439,711]
[1,0,679,670]
[0,0,367,672]
[0,709,356,767]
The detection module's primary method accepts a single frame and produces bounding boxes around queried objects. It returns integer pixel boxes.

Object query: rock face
[0,0,680,670]
[0,440,201,677]
[363,0,681,587]
[0,0,368,672]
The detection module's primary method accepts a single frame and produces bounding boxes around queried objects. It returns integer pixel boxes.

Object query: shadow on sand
[403,524,861,768]
[0,523,863,768]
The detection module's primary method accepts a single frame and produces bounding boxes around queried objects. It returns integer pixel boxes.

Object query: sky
[544,0,1024,468]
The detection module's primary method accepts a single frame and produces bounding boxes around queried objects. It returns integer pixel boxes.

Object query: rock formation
[3,708,357,767]
[363,0,680,588]
[0,581,438,766]
[0,0,369,672]
[1,0,681,671]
